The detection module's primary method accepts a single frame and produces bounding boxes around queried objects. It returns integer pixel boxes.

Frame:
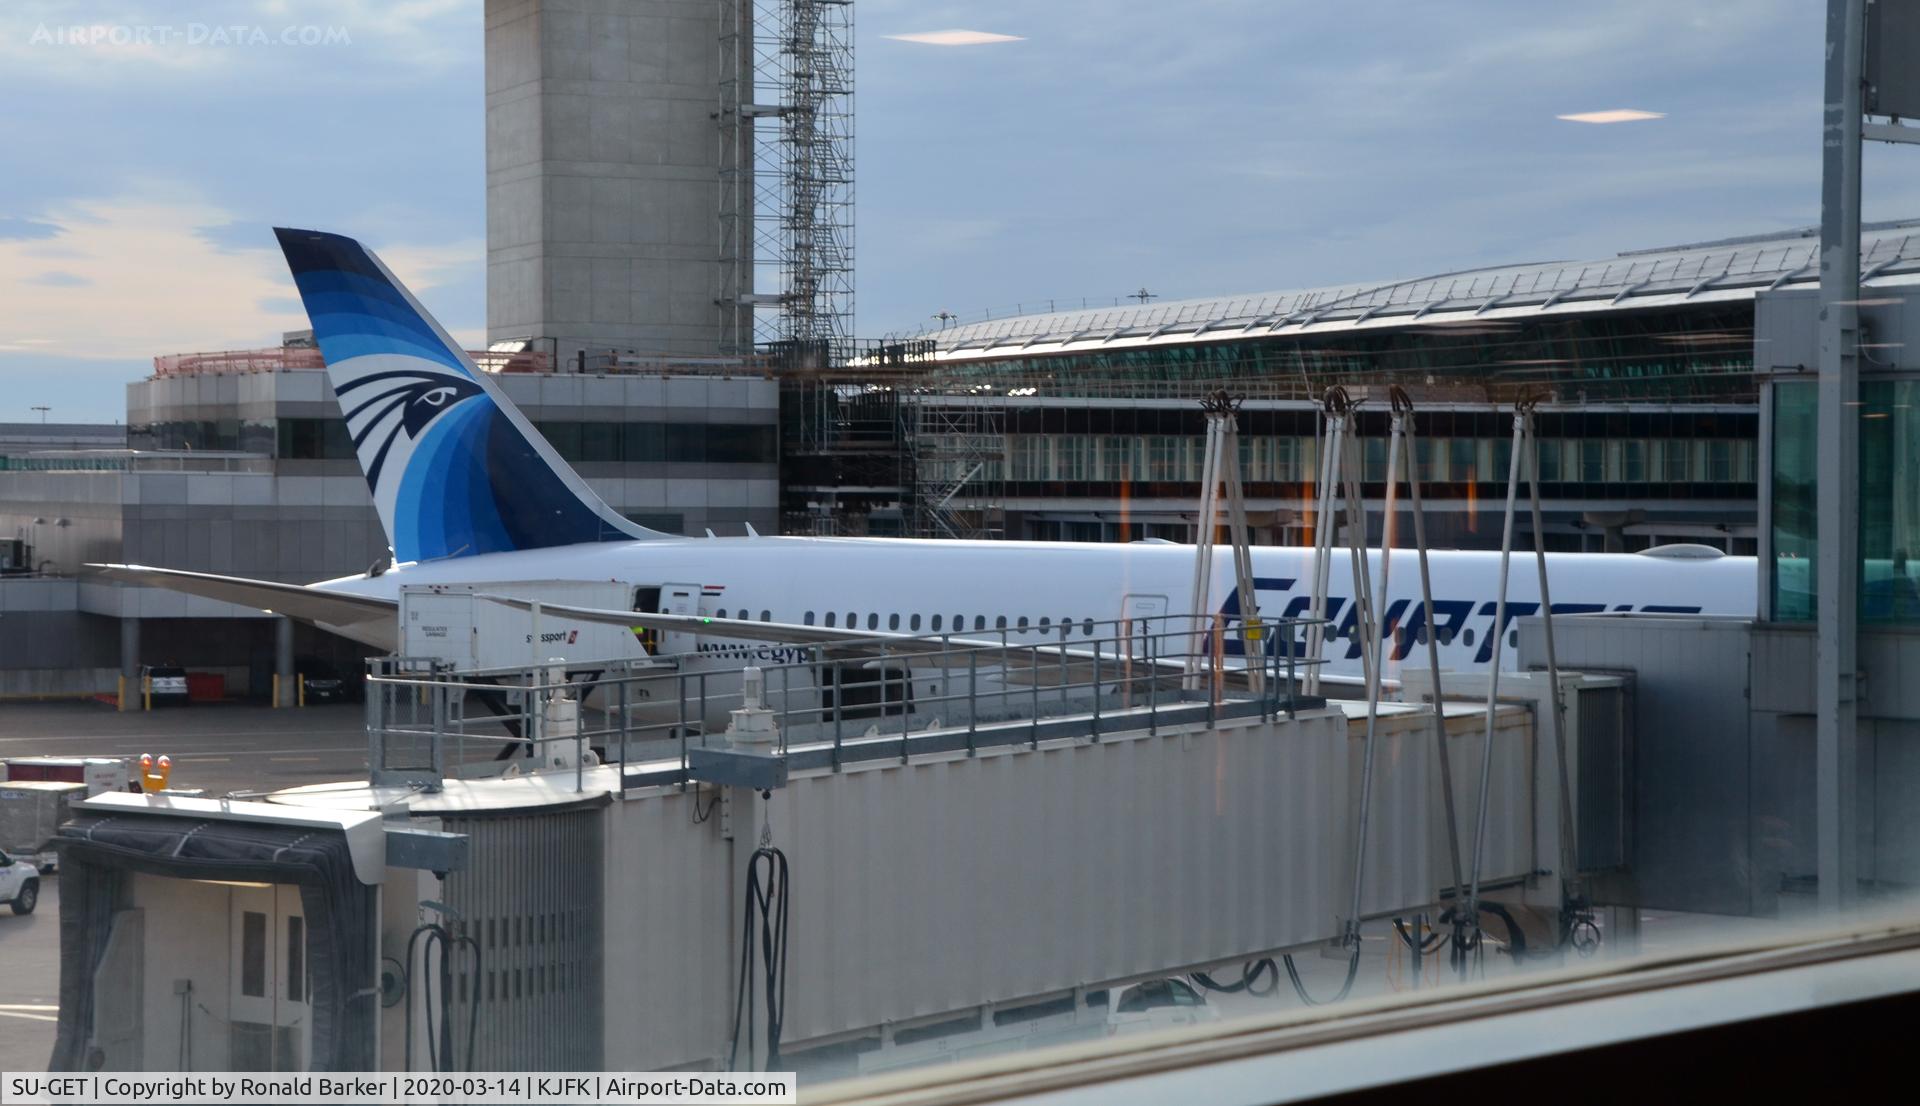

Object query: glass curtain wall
[1769,376,1920,623]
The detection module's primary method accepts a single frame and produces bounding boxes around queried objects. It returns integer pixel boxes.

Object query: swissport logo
[524,629,581,645]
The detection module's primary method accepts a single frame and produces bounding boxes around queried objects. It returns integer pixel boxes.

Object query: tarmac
[0,700,370,798]
[0,877,57,1072]
[0,701,374,1071]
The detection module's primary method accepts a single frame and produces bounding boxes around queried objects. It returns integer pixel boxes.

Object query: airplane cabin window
[889,613,901,630]
[995,616,1008,630]
[1508,628,1518,649]
[805,611,816,626]
[825,612,837,627]
[975,616,987,631]
[1038,616,1051,631]
[761,610,771,622]
[867,613,879,630]
[716,608,728,619]
[1084,618,1096,636]
[910,614,922,631]
[1017,616,1029,630]
[1463,628,1475,647]
[931,615,943,631]
[846,612,855,627]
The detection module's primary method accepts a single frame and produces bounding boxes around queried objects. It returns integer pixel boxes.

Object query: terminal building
[806,220,1920,552]
[0,341,778,699]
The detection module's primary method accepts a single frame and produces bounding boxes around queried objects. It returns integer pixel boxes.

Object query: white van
[841,978,1223,1078]
[1104,977,1221,1034]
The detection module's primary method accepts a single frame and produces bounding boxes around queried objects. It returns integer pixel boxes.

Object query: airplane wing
[473,595,1244,694]
[474,593,1007,659]
[87,564,397,631]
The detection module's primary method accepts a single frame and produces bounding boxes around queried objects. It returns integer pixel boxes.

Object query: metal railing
[362,613,1331,794]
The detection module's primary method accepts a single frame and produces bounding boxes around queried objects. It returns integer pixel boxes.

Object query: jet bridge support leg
[118,617,139,712]
[275,616,295,708]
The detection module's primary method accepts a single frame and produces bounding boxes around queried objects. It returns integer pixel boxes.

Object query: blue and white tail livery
[273,227,665,563]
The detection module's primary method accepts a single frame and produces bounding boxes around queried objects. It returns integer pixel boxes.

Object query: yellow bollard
[272,673,281,709]
[117,675,128,712]
[142,675,152,712]
[298,672,306,708]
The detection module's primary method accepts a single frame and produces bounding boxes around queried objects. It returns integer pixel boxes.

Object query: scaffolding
[780,381,906,536]
[719,0,855,353]
[906,398,1006,540]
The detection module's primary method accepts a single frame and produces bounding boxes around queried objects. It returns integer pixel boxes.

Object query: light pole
[1814,0,1866,913]
[30,406,49,424]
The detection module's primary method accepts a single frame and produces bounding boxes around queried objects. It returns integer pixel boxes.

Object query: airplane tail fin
[273,227,667,563]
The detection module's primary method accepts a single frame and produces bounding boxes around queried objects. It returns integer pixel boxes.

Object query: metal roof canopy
[922,220,1920,357]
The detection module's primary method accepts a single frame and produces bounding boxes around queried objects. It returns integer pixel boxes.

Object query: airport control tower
[485,0,854,366]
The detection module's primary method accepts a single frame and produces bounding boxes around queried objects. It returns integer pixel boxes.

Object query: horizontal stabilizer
[88,564,396,632]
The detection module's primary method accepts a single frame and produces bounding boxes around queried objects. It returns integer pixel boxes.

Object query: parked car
[854,979,1224,1076]
[143,664,190,706]
[0,849,40,915]
[297,656,354,703]
[1104,977,1220,1035]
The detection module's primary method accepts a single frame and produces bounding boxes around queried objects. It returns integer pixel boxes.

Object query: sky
[0,0,1913,423]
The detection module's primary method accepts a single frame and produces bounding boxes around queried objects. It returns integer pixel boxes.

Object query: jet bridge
[46,619,1599,1076]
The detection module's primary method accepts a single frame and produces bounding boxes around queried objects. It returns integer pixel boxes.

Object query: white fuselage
[316,536,1758,680]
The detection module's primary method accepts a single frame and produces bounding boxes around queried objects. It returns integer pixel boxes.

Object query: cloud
[0,193,481,359]
[375,237,482,291]
[368,237,486,346]
[0,217,63,241]
[884,30,1024,46]
[0,195,302,358]
[877,216,1009,254]
[1558,109,1667,124]
[195,222,269,253]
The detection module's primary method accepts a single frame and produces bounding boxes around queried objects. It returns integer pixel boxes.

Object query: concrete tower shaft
[486,0,752,363]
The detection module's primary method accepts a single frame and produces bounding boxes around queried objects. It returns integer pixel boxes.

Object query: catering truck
[399,580,646,671]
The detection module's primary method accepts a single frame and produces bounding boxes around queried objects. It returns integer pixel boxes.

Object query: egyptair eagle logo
[336,367,484,491]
